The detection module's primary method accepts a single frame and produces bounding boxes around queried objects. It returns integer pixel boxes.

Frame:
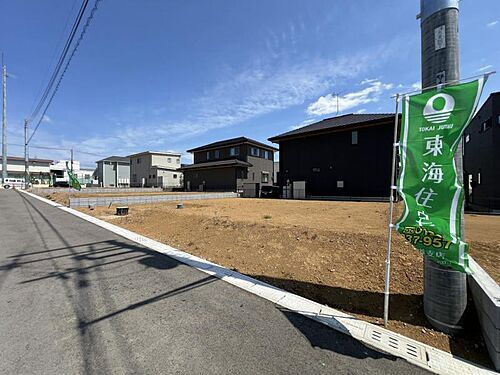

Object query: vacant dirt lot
[79,198,499,367]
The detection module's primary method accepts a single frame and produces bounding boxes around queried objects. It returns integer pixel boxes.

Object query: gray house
[180,137,277,192]
[128,151,182,188]
[95,156,130,187]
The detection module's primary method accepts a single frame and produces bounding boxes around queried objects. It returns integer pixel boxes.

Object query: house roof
[0,156,53,163]
[186,137,278,153]
[179,159,252,170]
[127,150,181,157]
[268,113,396,143]
[96,156,130,163]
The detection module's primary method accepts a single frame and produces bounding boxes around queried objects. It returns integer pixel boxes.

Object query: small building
[269,114,397,198]
[128,151,182,188]
[0,156,53,186]
[50,160,97,187]
[180,137,277,192]
[95,156,130,187]
[464,91,500,211]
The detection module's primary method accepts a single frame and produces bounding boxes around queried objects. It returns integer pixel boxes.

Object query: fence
[32,187,163,195]
[69,192,239,208]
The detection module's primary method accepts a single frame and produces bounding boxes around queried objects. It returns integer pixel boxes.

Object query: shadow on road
[279,308,398,361]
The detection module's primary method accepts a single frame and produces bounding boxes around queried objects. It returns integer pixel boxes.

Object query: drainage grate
[364,327,427,366]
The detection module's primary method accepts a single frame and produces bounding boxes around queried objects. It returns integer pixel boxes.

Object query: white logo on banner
[423,93,455,124]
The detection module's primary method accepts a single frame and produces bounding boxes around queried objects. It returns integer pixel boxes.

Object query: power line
[29,0,79,117]
[29,0,90,123]
[8,143,107,159]
[28,0,103,144]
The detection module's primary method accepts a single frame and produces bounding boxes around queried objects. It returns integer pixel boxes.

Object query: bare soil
[78,198,499,368]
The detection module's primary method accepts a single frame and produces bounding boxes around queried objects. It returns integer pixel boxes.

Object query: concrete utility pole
[419,0,466,334]
[2,64,7,184]
[24,120,29,188]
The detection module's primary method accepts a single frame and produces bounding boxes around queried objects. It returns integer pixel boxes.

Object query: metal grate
[364,327,427,366]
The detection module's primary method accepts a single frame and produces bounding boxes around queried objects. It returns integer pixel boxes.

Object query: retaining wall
[33,187,163,195]
[69,192,238,208]
[468,257,500,370]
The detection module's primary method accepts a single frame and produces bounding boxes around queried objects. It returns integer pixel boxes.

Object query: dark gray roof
[187,137,278,153]
[269,113,396,143]
[179,159,252,170]
[96,156,130,163]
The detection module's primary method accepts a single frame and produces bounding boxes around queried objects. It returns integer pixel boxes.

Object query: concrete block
[468,257,500,371]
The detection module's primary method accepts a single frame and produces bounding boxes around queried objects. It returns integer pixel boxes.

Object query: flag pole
[383,93,400,327]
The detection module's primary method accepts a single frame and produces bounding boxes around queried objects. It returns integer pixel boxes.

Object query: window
[465,134,470,143]
[478,169,482,185]
[351,131,358,145]
[264,150,269,159]
[132,174,137,182]
[176,158,180,164]
[173,174,177,179]
[230,147,239,156]
[312,167,320,173]
[480,118,492,132]
[252,172,255,180]
[137,158,141,164]
[206,151,210,160]
[261,172,269,183]
[84,174,90,179]
[215,150,220,159]
[498,115,500,125]
[152,174,156,179]
[167,157,172,163]
[337,181,344,188]
[251,147,259,156]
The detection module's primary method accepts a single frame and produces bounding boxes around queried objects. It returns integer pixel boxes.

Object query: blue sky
[1,0,499,167]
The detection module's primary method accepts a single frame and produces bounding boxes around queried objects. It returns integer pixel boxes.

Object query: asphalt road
[0,190,428,374]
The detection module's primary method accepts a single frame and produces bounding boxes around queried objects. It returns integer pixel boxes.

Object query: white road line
[20,190,495,375]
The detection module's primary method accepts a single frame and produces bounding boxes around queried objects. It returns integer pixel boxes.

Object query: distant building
[95,156,130,187]
[128,151,182,188]
[269,114,397,198]
[464,91,500,211]
[50,160,97,187]
[0,156,52,186]
[180,137,277,192]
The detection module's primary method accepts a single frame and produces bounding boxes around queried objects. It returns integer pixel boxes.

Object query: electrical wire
[28,0,79,117]
[28,0,103,144]
[29,0,90,122]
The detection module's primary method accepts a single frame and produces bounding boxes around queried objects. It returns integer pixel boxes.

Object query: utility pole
[2,63,7,184]
[24,120,29,188]
[70,148,74,172]
[419,0,466,334]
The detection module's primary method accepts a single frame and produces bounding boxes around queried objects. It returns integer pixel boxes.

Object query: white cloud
[289,118,316,131]
[42,115,52,123]
[25,37,404,166]
[355,108,367,114]
[487,20,498,27]
[306,80,393,116]
[411,81,421,90]
[478,64,493,72]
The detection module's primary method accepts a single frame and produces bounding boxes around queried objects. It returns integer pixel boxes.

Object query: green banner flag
[396,78,486,273]
[66,161,82,191]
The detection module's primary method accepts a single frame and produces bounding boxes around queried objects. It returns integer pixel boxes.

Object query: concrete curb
[21,190,496,375]
[69,192,238,207]
[469,258,500,370]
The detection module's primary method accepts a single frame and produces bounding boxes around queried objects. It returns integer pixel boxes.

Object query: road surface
[0,190,428,374]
